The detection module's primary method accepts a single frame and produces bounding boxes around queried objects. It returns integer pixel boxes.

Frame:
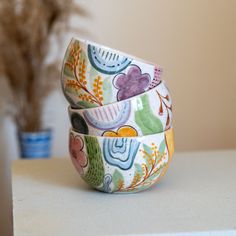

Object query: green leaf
[135,95,163,135]
[134,163,143,178]
[148,168,162,182]
[80,47,87,62]
[63,65,75,78]
[159,139,166,155]
[87,66,99,91]
[143,144,152,156]
[64,85,78,95]
[102,76,113,104]
[89,66,99,79]
[112,169,124,191]
[142,144,153,171]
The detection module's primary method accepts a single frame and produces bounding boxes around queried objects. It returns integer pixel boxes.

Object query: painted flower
[102,125,138,137]
[113,65,151,101]
[69,133,88,175]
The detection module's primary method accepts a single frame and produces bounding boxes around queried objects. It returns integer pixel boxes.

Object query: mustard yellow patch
[165,128,174,157]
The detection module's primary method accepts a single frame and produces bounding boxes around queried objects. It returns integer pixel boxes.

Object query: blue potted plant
[0,0,86,158]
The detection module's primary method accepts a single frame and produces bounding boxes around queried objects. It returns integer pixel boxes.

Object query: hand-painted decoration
[64,38,175,194]
[103,138,140,170]
[112,140,167,192]
[61,38,163,109]
[69,133,88,175]
[69,128,174,193]
[70,113,88,134]
[156,87,172,130]
[87,44,132,75]
[82,136,105,187]
[102,125,138,137]
[113,65,151,101]
[148,66,162,89]
[68,81,173,137]
[63,41,104,108]
[83,100,131,130]
[135,94,163,134]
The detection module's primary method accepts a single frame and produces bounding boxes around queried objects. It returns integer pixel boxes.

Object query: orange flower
[103,125,138,137]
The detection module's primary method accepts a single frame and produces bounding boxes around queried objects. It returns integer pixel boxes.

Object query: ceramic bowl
[61,38,163,109]
[69,127,174,193]
[69,81,172,136]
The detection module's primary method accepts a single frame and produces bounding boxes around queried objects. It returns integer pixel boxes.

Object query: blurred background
[1,0,236,235]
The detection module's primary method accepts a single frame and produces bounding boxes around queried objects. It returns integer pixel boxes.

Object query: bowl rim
[70,37,159,67]
[68,80,169,112]
[70,126,173,140]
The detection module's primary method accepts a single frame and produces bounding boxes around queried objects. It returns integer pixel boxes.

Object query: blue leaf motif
[103,174,112,193]
[103,138,140,170]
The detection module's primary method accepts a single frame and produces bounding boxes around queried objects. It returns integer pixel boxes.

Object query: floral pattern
[69,133,88,175]
[102,125,138,137]
[113,65,151,101]
[64,41,104,108]
[112,141,168,192]
[69,128,174,193]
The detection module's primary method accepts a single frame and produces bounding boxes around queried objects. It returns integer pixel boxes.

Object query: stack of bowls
[61,38,174,193]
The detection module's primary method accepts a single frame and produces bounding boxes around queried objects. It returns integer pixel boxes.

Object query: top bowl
[61,38,163,109]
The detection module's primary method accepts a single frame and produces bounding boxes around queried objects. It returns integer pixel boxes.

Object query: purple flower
[113,65,151,101]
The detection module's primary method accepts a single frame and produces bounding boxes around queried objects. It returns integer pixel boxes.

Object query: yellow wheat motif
[118,144,167,192]
[78,59,87,86]
[66,80,81,90]
[93,76,104,102]
[64,42,104,106]
[118,179,125,191]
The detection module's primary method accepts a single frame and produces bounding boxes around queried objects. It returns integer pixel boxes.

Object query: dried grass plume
[0,0,86,131]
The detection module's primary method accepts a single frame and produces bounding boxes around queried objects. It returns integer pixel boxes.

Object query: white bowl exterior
[61,38,163,108]
[69,128,174,193]
[69,81,172,136]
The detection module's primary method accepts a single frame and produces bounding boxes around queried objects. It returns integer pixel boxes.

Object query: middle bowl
[69,81,173,137]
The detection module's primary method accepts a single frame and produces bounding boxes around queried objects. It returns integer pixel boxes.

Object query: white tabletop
[12,150,236,236]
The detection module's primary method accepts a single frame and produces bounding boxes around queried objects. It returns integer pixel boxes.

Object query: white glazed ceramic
[61,38,163,109]
[69,127,174,193]
[68,81,172,136]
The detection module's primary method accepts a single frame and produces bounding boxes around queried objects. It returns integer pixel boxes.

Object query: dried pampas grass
[0,0,86,131]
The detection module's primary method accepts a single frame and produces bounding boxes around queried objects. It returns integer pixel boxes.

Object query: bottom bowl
[69,128,174,193]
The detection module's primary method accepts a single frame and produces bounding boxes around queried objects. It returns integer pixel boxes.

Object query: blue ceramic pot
[18,129,52,159]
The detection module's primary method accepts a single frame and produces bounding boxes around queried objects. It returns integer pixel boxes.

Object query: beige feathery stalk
[0,0,86,132]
